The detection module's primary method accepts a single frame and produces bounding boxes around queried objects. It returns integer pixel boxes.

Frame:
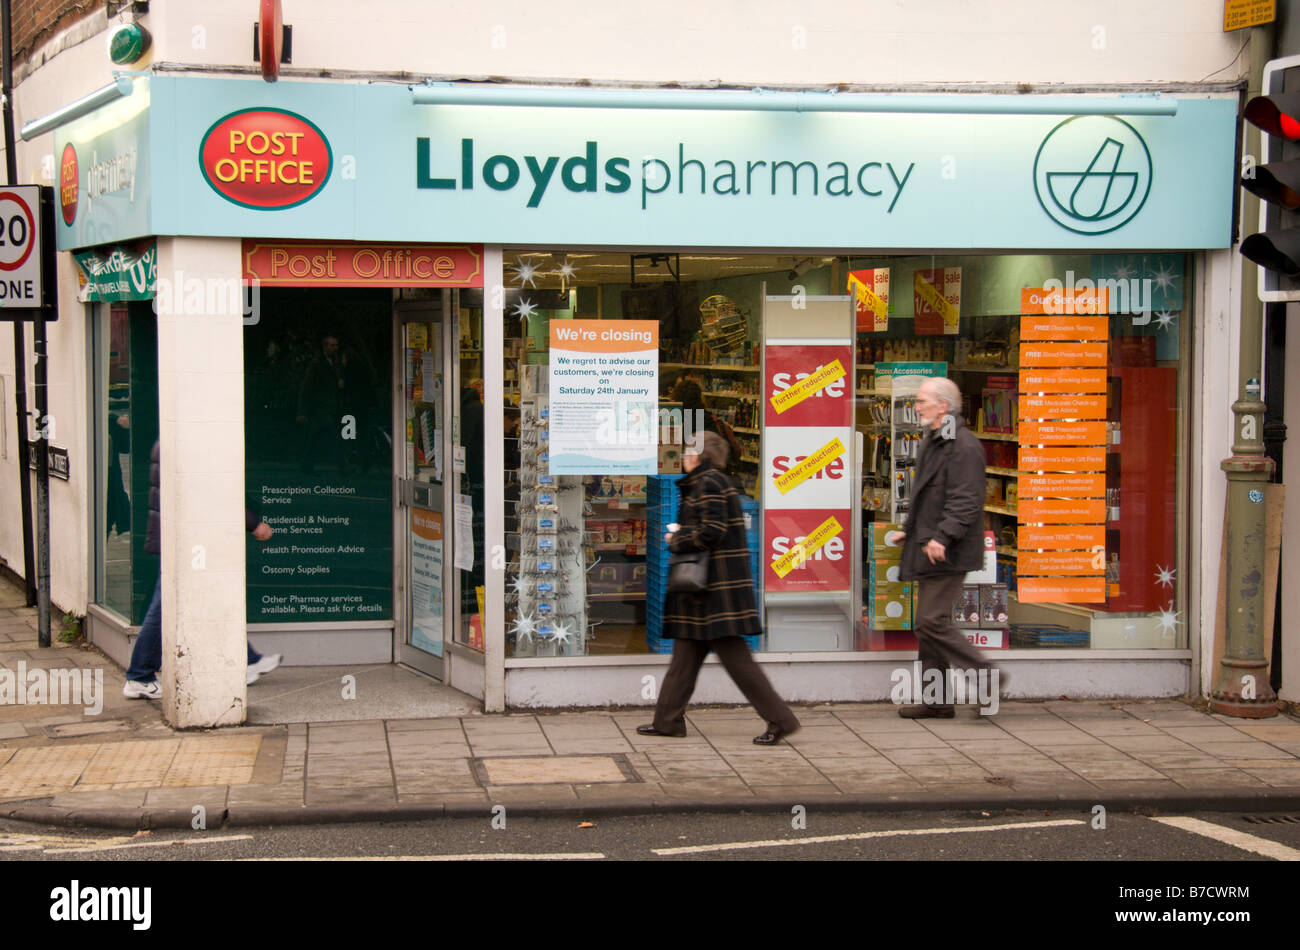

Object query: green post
[1212,23,1279,718]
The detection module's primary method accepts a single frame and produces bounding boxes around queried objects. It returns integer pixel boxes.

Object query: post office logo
[199,108,332,210]
[59,143,78,225]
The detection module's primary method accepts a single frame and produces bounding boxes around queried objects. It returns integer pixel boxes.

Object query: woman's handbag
[667,549,710,594]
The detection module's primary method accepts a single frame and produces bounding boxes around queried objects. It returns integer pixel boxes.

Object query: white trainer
[246,652,282,686]
[123,679,160,700]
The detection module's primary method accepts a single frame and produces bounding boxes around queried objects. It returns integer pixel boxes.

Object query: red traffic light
[1244,94,1300,140]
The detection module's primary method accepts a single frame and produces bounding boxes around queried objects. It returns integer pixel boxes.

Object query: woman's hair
[687,429,730,468]
[672,379,705,410]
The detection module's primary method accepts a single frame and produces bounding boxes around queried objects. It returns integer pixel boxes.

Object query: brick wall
[11,0,103,63]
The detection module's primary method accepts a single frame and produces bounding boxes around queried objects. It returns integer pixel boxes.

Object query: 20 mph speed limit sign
[0,185,44,308]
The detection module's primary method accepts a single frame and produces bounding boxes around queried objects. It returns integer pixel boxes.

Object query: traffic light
[1241,56,1300,300]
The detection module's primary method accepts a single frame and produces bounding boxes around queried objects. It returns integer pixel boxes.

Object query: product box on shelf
[869,582,913,630]
[869,557,904,586]
[869,522,906,559]
[981,376,1018,435]
[980,583,1009,628]
[952,585,982,628]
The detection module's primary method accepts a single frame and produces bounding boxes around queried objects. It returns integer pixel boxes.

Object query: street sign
[0,185,56,321]
[0,186,41,306]
[1224,0,1275,32]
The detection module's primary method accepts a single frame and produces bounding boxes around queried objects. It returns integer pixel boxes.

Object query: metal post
[1,0,35,608]
[1212,23,1279,717]
[33,304,49,646]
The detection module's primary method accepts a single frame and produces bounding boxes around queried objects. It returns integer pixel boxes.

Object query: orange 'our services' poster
[1019,393,1107,419]
[1016,369,1108,393]
[1017,577,1107,603]
[1018,447,1107,472]
[1018,420,1108,446]
[1018,473,1106,498]
[1017,525,1107,550]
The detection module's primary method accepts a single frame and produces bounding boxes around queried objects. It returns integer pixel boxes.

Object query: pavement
[4,582,1300,831]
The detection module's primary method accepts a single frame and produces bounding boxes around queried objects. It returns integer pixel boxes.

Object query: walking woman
[638,431,800,745]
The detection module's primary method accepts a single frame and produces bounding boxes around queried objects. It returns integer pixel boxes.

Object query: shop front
[60,72,1235,713]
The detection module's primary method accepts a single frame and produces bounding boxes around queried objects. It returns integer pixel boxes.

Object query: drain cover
[1242,815,1300,824]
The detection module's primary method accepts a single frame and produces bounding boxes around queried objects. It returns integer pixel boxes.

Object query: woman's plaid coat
[664,462,760,640]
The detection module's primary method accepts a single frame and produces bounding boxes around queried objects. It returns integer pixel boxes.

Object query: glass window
[500,250,1189,659]
[93,301,158,624]
[454,290,486,648]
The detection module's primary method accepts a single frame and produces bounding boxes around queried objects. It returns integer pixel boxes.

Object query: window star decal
[1154,565,1175,589]
[1155,602,1180,639]
[1151,262,1178,293]
[513,298,538,326]
[1153,310,1177,331]
[509,258,540,288]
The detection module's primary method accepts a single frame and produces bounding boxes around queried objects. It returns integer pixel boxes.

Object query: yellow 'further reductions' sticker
[769,359,847,415]
[771,515,844,578]
[773,437,846,495]
[913,271,959,330]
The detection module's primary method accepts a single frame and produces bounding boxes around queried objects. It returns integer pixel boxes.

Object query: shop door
[395,299,452,679]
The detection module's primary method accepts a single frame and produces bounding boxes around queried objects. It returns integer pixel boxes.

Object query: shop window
[500,249,1189,659]
[93,302,159,624]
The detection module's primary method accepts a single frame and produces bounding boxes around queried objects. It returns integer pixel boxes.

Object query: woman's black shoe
[753,724,799,745]
[636,724,686,737]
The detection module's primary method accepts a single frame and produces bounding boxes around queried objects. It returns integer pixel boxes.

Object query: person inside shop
[122,440,283,700]
[670,379,744,484]
[886,377,1005,717]
[106,410,131,537]
[638,430,800,745]
[296,333,351,473]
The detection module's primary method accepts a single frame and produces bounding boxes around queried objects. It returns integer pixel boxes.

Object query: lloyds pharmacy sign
[83,77,1237,251]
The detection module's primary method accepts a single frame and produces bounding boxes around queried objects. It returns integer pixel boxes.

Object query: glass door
[396,298,450,678]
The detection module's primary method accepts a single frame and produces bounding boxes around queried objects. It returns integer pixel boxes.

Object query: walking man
[887,378,1002,717]
[123,441,282,699]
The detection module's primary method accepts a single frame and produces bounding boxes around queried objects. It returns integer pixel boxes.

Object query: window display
[500,249,1189,659]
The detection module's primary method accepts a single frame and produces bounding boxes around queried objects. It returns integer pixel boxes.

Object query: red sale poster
[764,509,853,592]
[913,267,961,335]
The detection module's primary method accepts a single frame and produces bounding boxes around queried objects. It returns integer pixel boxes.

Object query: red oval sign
[59,143,78,225]
[199,108,331,210]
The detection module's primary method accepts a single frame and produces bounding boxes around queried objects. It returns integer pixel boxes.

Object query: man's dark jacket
[898,414,985,579]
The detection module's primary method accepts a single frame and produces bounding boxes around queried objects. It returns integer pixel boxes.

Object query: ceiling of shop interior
[503,250,844,285]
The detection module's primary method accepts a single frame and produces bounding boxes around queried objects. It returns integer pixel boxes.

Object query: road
[1,808,1298,862]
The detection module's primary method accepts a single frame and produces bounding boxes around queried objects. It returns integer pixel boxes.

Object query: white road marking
[0,831,254,855]
[1151,816,1300,861]
[651,818,1084,855]
[43,835,255,855]
[242,852,606,861]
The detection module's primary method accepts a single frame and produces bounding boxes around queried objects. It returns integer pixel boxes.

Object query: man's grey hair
[925,377,962,414]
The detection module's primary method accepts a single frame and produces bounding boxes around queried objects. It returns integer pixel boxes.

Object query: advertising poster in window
[410,508,444,656]
[762,342,854,592]
[548,319,658,474]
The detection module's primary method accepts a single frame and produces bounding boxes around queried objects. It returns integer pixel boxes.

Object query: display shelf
[985,504,1018,516]
[588,592,646,602]
[740,455,760,464]
[975,431,1018,442]
[996,545,1018,558]
[590,498,645,507]
[986,466,1020,477]
[593,543,647,554]
[734,426,761,435]
[663,362,759,373]
[1008,590,1101,620]
[703,392,759,401]
[952,364,1017,373]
